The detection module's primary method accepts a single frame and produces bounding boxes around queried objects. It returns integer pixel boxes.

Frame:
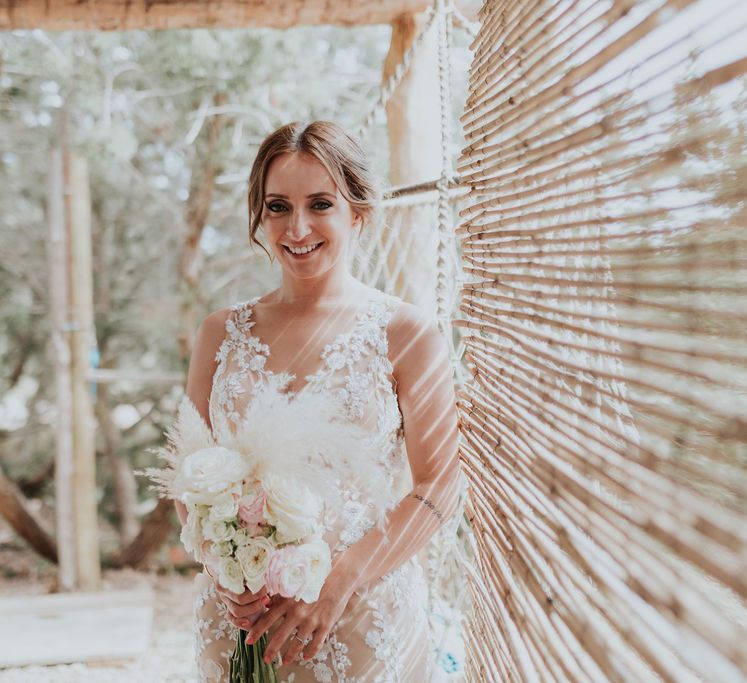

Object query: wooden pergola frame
[0,0,477,31]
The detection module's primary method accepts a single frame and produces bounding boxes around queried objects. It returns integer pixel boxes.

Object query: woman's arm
[177,309,230,527]
[328,302,463,595]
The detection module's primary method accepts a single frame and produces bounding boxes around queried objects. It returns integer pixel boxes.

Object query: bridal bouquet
[140,387,392,682]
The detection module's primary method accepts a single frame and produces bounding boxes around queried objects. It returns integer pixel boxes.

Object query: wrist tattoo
[410,493,443,521]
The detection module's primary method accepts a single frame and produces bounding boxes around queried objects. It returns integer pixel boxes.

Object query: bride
[177,120,462,682]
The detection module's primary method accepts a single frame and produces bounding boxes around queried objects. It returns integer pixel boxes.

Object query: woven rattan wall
[454,1,747,681]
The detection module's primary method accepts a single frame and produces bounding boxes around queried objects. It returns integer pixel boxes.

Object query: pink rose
[265,546,299,598]
[238,491,266,529]
[264,540,331,602]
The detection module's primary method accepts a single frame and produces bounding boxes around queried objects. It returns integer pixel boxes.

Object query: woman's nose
[286,209,313,240]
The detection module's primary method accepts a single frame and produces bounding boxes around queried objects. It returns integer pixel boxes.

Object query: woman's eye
[266,202,286,213]
[312,200,332,210]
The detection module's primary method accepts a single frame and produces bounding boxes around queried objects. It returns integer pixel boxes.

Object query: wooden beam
[0,1,433,31]
[0,589,153,668]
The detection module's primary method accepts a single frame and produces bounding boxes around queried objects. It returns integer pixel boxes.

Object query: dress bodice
[207,289,414,563]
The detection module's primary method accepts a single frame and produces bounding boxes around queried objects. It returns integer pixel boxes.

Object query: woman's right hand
[214,582,271,631]
[203,553,271,630]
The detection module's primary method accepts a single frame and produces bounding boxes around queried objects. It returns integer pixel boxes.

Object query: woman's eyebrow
[265,191,336,199]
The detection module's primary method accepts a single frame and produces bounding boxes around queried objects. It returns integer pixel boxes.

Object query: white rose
[262,472,322,544]
[293,538,332,602]
[209,491,239,522]
[202,517,234,544]
[179,509,204,561]
[236,537,274,593]
[218,556,245,594]
[175,447,251,506]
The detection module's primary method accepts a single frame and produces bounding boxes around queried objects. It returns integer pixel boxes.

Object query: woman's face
[260,151,361,278]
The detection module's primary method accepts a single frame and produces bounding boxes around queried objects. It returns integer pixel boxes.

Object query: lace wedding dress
[192,289,437,682]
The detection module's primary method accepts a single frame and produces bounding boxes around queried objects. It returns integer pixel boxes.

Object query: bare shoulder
[185,307,234,419]
[385,299,449,386]
[195,307,233,357]
[387,297,432,336]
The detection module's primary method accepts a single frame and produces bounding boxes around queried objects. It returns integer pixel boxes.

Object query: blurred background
[0,4,476,680]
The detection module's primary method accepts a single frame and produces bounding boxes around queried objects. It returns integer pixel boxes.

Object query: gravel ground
[0,569,199,682]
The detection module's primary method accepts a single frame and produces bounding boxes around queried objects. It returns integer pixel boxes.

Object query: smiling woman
[179,120,462,682]
[246,121,381,271]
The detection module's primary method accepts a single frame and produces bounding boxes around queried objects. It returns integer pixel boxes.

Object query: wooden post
[67,153,100,590]
[48,148,77,590]
[383,11,441,314]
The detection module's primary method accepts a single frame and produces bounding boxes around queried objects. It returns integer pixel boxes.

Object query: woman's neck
[270,271,365,306]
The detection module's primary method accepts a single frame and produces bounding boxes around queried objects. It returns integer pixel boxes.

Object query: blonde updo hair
[247,120,382,260]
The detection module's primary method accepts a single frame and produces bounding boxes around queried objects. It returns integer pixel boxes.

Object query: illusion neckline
[238,292,384,401]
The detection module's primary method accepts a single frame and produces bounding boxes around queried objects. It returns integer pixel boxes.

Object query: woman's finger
[225,598,267,620]
[244,601,288,646]
[263,616,307,666]
[281,624,314,665]
[303,625,329,661]
[215,584,267,605]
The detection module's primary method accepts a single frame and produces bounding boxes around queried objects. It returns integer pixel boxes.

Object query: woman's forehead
[265,152,337,193]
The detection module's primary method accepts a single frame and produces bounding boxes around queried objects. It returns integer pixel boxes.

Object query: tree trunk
[0,466,57,563]
[111,498,174,568]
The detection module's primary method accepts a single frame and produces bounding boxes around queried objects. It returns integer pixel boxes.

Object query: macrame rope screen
[351,1,475,675]
[452,0,747,681]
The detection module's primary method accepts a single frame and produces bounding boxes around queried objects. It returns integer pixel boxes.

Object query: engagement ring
[292,631,310,645]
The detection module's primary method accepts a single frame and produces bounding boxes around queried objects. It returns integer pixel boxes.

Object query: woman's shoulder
[200,305,235,332]
[202,295,260,328]
[385,298,444,371]
[191,307,234,362]
[385,296,433,330]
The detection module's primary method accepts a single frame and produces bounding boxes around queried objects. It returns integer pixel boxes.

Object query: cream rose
[218,556,245,594]
[213,540,233,558]
[262,472,322,544]
[236,537,274,593]
[264,538,331,603]
[202,517,233,544]
[231,527,253,546]
[174,446,250,506]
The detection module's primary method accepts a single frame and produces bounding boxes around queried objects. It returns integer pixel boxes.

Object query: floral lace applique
[361,561,430,683]
[338,483,378,548]
[194,577,239,682]
[364,595,402,682]
[210,296,269,428]
[284,622,354,682]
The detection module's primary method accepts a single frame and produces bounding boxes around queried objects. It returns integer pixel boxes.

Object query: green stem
[229,629,278,682]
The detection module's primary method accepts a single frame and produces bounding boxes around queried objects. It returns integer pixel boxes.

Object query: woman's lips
[283,242,324,259]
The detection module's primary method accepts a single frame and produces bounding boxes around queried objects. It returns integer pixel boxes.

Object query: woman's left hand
[244,567,357,666]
